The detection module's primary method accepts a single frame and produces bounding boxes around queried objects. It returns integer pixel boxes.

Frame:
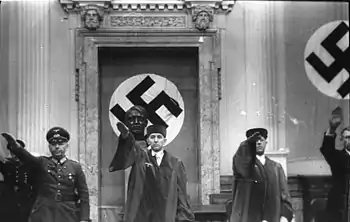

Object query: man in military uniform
[1,127,91,222]
[0,139,38,222]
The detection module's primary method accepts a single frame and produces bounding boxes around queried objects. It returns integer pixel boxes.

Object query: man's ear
[163,138,167,144]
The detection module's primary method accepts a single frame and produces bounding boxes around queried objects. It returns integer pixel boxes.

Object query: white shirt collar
[151,149,164,166]
[152,149,164,157]
[256,155,266,165]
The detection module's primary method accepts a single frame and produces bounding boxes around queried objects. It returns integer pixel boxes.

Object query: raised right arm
[320,130,342,169]
[1,133,41,168]
[109,133,138,172]
[232,140,254,178]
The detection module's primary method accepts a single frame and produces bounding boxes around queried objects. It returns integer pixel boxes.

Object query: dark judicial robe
[320,133,350,222]
[6,146,90,222]
[0,158,38,222]
[230,140,294,222]
[109,133,194,222]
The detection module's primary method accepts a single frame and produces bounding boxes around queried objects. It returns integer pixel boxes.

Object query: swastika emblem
[109,73,185,145]
[304,20,349,100]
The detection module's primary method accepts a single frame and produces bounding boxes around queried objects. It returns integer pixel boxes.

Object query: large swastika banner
[109,73,185,145]
[304,20,349,100]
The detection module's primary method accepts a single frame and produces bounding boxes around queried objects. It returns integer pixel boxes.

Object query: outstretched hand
[1,133,17,146]
[247,131,262,144]
[117,122,130,139]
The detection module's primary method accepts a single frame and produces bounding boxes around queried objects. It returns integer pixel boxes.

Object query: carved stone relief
[109,15,186,28]
[60,0,235,30]
[191,5,214,31]
[80,4,105,30]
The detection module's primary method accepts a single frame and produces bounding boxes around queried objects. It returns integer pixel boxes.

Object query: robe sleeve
[109,133,139,172]
[278,164,294,221]
[232,140,255,178]
[176,160,195,222]
[320,132,344,170]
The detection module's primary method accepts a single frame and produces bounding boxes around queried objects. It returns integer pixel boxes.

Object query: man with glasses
[1,127,90,222]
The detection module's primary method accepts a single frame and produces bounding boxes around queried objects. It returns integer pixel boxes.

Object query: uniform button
[57,190,61,193]
[63,166,66,169]
[58,183,61,186]
[48,170,51,173]
[58,175,62,178]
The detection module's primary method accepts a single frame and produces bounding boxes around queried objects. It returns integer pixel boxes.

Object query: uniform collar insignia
[51,157,67,164]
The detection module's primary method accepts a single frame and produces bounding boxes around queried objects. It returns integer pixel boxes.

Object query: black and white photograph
[0,0,348,222]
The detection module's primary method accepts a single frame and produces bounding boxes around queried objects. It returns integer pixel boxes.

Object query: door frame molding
[75,28,221,221]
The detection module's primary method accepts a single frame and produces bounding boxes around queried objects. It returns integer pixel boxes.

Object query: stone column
[8,1,51,155]
[243,1,289,172]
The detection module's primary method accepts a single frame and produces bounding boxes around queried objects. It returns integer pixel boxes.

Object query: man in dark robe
[1,127,90,222]
[230,128,294,222]
[0,140,38,222]
[109,121,194,222]
[320,107,350,222]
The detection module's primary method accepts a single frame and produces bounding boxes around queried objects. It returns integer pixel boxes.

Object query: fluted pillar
[244,2,287,152]
[9,2,51,155]
[243,2,289,172]
[244,2,268,129]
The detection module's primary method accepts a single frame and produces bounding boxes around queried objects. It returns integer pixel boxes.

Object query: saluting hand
[247,131,263,144]
[116,122,130,139]
[1,133,22,149]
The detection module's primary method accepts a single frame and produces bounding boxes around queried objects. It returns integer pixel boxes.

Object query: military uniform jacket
[109,133,195,222]
[0,158,38,222]
[8,145,90,222]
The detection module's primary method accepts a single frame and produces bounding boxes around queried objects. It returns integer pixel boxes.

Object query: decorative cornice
[109,15,187,28]
[59,0,235,13]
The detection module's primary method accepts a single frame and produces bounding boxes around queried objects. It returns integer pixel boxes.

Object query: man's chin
[130,127,144,134]
[151,147,162,152]
[256,151,265,156]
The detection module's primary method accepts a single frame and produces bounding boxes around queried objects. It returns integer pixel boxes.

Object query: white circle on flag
[109,73,185,145]
[304,20,349,100]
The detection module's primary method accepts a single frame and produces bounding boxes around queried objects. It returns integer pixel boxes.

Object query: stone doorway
[75,29,221,221]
